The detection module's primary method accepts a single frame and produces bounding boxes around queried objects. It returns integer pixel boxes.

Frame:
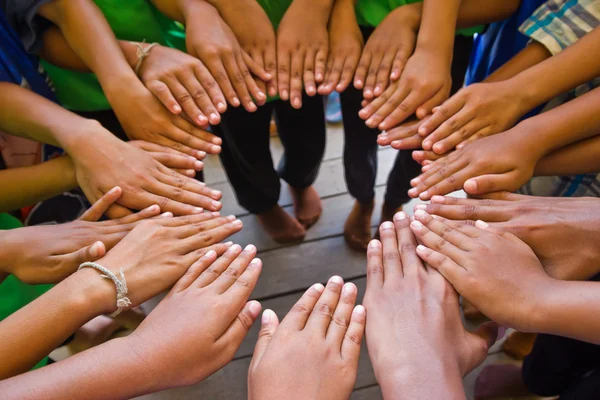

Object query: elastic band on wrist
[79,262,131,317]
[132,42,159,76]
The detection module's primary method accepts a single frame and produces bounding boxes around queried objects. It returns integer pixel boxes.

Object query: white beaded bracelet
[78,262,132,317]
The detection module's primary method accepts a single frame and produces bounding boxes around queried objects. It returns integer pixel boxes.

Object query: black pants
[340,27,474,208]
[522,275,600,399]
[212,92,326,214]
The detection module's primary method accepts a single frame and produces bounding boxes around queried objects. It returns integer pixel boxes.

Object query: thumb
[79,187,122,221]
[69,241,106,269]
[249,309,280,371]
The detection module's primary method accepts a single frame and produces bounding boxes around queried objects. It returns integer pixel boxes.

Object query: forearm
[379,364,465,400]
[455,0,520,29]
[0,335,159,400]
[484,41,552,83]
[0,157,77,213]
[416,0,461,63]
[538,280,600,344]
[506,26,600,111]
[0,269,113,379]
[534,135,600,176]
[38,0,138,90]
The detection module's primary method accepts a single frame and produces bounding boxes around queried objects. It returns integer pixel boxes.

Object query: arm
[0,157,77,213]
[534,135,600,176]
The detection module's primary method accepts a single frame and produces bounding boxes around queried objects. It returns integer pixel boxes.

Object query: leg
[275,92,326,229]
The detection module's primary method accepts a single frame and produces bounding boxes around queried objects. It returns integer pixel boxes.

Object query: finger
[415,88,450,121]
[155,173,223,210]
[456,126,494,149]
[338,56,358,92]
[318,55,344,95]
[364,85,411,128]
[289,51,305,109]
[277,49,292,101]
[194,244,244,287]
[393,211,423,276]
[464,171,523,196]
[211,244,258,293]
[374,52,395,96]
[417,165,477,200]
[263,46,278,98]
[418,97,466,138]
[379,89,427,131]
[408,155,468,199]
[180,72,221,125]
[366,239,384,289]
[225,257,262,301]
[363,52,383,100]
[176,215,235,238]
[65,241,106,278]
[249,309,280,370]
[326,282,357,345]
[413,209,474,249]
[146,80,182,115]
[412,150,444,164]
[420,216,482,238]
[104,204,134,220]
[378,120,421,146]
[314,47,327,84]
[167,78,208,126]
[113,204,161,225]
[80,186,123,221]
[475,220,524,246]
[415,244,467,286]
[390,47,410,81]
[173,249,218,291]
[418,200,507,223]
[303,50,317,97]
[468,322,502,373]
[279,283,325,331]
[431,121,489,155]
[250,49,268,98]
[152,211,219,227]
[170,118,222,154]
[410,219,465,260]
[341,305,366,361]
[223,53,256,112]
[206,60,240,108]
[240,52,267,107]
[378,221,403,280]
[353,51,371,89]
[218,300,262,350]
[149,151,204,172]
[180,219,244,253]
[193,62,227,116]
[305,275,344,334]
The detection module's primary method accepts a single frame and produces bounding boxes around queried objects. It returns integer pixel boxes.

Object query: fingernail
[419,191,429,199]
[380,221,394,230]
[211,211,220,217]
[257,91,266,100]
[408,188,418,197]
[108,186,120,194]
[224,241,233,246]
[244,244,256,252]
[249,300,262,315]
[193,207,203,214]
[90,242,103,258]
[369,240,381,248]
[281,90,288,99]
[198,115,208,124]
[431,195,445,204]
[411,220,423,229]
[262,309,275,324]
[212,145,221,153]
[394,211,407,220]
[194,161,204,170]
[212,201,221,209]
[232,219,243,227]
[250,257,261,266]
[414,209,427,218]
[414,204,426,211]
[475,220,488,229]
[293,98,301,108]
[229,244,242,253]
[232,97,240,107]
[355,79,362,86]
[205,250,216,258]
[312,283,325,293]
[160,212,173,217]
[464,180,478,193]
[354,305,365,316]
[227,215,236,221]
[173,104,182,113]
[211,190,221,197]
[416,244,427,252]
[342,283,355,295]
[330,275,343,285]
[145,204,159,212]
[217,102,226,111]
[197,151,207,159]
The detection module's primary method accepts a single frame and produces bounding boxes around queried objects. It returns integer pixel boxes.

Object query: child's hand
[354,4,419,100]
[248,277,365,400]
[364,214,498,398]
[359,49,452,130]
[70,126,223,217]
[411,209,554,332]
[418,193,600,281]
[185,4,269,112]
[1,187,162,284]
[212,0,277,98]
[122,246,262,388]
[277,0,330,108]
[408,128,541,200]
[128,141,205,178]
[416,81,527,154]
[317,0,363,95]
[138,45,226,126]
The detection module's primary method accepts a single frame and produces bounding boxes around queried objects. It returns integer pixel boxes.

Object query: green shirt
[42,0,185,112]
[0,213,53,370]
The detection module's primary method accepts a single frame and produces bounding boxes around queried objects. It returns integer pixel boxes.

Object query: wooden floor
[136,124,539,400]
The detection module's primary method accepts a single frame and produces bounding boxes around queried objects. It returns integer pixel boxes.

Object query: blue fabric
[465,0,547,85]
[0,8,62,160]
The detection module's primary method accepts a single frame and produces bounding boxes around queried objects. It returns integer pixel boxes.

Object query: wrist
[508,73,546,115]
[290,0,334,24]
[504,119,549,161]
[531,278,568,335]
[391,3,422,32]
[60,119,116,159]
[62,267,117,318]
[378,360,463,399]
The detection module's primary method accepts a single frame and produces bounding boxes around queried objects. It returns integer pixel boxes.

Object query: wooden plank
[215,147,398,217]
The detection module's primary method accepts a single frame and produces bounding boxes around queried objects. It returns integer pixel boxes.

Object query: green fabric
[356,0,482,36]
[42,0,185,112]
[256,0,293,29]
[0,214,53,370]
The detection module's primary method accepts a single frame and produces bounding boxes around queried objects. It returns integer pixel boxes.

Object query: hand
[277,0,330,108]
[138,44,226,126]
[107,83,222,157]
[70,126,223,218]
[419,193,600,281]
[363,214,498,399]
[408,128,541,200]
[416,81,526,154]
[376,118,425,149]
[87,213,244,315]
[248,277,365,400]
[214,0,277,98]
[129,140,205,178]
[353,4,419,100]
[125,245,262,387]
[317,0,363,95]
[359,49,452,130]
[0,187,161,284]
[410,209,556,332]
[186,3,269,112]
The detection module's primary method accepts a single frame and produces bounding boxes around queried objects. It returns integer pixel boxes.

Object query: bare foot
[344,200,374,251]
[474,364,531,399]
[289,186,322,229]
[373,202,403,240]
[257,205,306,243]
[502,331,537,360]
